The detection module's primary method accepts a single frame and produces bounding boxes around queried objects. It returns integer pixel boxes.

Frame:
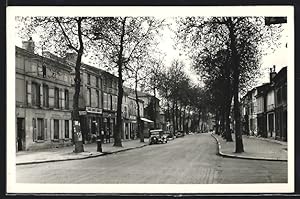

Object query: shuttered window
[43,84,49,107]
[54,87,59,108]
[65,89,69,109]
[32,82,40,106]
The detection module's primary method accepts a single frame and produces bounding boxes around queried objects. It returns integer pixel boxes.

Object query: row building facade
[241,66,287,141]
[16,38,157,150]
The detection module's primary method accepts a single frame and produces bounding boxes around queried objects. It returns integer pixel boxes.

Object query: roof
[16,46,73,72]
[272,66,287,83]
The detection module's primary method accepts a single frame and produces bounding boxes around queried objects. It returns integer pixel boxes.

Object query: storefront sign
[79,111,87,116]
[103,112,116,118]
[86,107,103,114]
[129,115,136,120]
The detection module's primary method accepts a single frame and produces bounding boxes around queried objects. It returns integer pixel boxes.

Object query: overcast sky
[15,18,288,88]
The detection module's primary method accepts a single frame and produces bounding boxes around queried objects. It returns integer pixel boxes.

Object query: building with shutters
[16,39,73,151]
[241,66,287,141]
[122,87,145,140]
[64,53,119,144]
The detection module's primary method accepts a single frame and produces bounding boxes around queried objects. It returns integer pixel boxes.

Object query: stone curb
[246,135,287,146]
[16,143,148,166]
[211,133,287,162]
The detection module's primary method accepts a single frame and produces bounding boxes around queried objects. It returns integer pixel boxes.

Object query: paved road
[16,133,287,184]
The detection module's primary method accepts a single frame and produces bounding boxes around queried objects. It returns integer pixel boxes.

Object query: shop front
[80,107,103,144]
[102,111,116,143]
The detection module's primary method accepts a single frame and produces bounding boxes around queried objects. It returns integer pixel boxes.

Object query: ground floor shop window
[54,119,59,139]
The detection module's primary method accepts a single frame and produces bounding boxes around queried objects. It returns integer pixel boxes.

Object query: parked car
[175,130,185,138]
[166,132,175,140]
[149,129,168,145]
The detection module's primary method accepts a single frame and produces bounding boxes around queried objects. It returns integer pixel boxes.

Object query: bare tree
[177,16,282,152]
[92,17,165,146]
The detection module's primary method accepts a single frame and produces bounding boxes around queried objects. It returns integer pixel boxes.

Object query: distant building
[241,66,287,141]
[122,87,144,140]
[256,83,271,138]
[137,91,161,129]
[266,67,277,138]
[16,39,73,151]
[273,67,287,141]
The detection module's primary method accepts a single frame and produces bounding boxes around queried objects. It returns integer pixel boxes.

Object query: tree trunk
[228,17,244,153]
[153,87,157,129]
[198,109,201,132]
[215,110,220,135]
[224,103,233,142]
[135,73,144,142]
[220,107,225,138]
[175,100,178,131]
[172,99,176,135]
[167,99,170,122]
[183,106,186,133]
[114,17,127,147]
[179,105,182,131]
[72,18,84,153]
[186,107,190,132]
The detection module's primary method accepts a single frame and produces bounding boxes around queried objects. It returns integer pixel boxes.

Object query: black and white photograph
[6,6,294,194]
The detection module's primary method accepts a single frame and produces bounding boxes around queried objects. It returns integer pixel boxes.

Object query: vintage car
[149,129,168,145]
[175,130,185,138]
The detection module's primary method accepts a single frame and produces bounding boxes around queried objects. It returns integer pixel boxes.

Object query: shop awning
[140,117,154,123]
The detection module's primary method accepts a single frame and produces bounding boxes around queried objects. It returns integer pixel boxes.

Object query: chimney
[270,65,277,82]
[65,52,77,64]
[22,37,35,52]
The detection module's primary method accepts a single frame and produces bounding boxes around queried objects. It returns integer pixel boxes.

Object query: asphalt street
[16,133,287,184]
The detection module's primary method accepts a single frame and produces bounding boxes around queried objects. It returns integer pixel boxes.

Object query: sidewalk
[211,133,287,161]
[16,138,149,165]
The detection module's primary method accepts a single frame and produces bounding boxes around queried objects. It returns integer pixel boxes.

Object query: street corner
[210,133,287,162]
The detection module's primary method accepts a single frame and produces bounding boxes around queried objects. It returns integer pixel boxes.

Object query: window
[107,94,111,110]
[277,88,282,104]
[32,82,40,106]
[87,74,91,85]
[65,89,69,109]
[108,79,112,88]
[110,95,113,110]
[42,64,46,78]
[99,78,102,89]
[54,87,59,108]
[88,88,91,107]
[37,118,44,140]
[103,93,108,109]
[96,91,99,108]
[43,84,49,107]
[54,119,59,139]
[96,77,99,88]
[65,120,69,138]
[99,91,102,108]
[282,85,287,102]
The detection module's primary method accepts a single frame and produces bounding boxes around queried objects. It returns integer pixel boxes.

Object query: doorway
[17,118,25,151]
